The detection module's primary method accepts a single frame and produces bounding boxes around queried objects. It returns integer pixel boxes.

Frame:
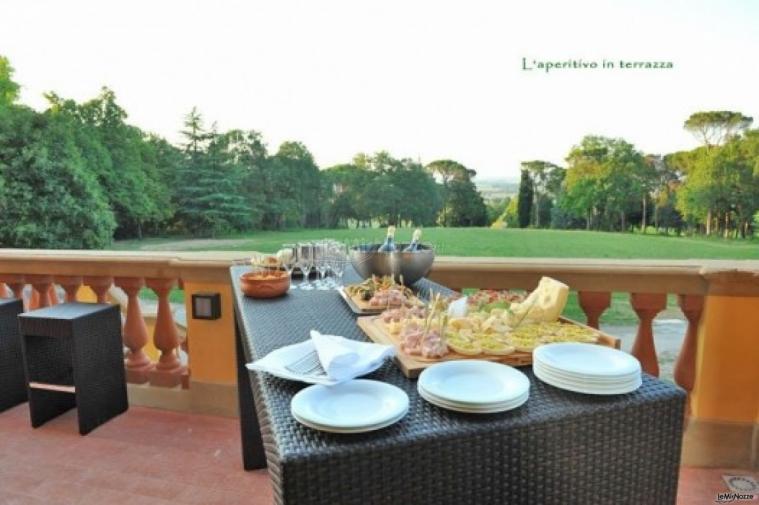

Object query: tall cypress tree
[517,169,534,228]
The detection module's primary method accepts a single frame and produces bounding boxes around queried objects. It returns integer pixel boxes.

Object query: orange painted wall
[691,295,759,424]
[183,282,237,385]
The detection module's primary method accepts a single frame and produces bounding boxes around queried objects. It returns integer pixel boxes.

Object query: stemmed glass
[280,243,296,290]
[329,241,348,289]
[296,242,314,290]
[314,241,331,290]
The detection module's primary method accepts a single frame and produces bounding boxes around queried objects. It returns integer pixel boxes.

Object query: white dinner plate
[534,362,642,395]
[533,361,640,386]
[291,379,409,429]
[292,408,407,433]
[534,369,641,392]
[418,384,529,413]
[418,381,529,407]
[418,360,529,405]
[533,343,641,378]
[533,359,640,384]
[418,383,529,408]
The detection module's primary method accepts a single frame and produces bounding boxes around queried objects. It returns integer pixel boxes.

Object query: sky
[1,0,758,180]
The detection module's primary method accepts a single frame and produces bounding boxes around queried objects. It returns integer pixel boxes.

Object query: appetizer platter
[357,277,620,378]
[340,275,424,315]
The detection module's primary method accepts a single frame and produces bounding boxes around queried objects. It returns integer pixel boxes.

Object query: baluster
[115,277,154,384]
[577,291,611,329]
[674,295,704,397]
[56,276,83,302]
[84,276,114,304]
[0,275,26,309]
[29,287,40,309]
[48,285,59,305]
[27,274,53,308]
[146,278,185,387]
[629,293,667,376]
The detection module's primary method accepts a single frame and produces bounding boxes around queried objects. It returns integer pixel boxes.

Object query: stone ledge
[127,380,238,418]
[682,417,759,470]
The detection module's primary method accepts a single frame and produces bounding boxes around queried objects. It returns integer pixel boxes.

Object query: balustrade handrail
[431,257,759,296]
[0,249,758,293]
[0,249,249,282]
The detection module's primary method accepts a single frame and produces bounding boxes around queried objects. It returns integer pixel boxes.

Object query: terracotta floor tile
[175,485,271,505]
[0,491,50,505]
[128,474,188,501]
[1,403,756,504]
[0,473,45,496]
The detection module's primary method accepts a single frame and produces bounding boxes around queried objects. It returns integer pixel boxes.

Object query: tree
[322,162,376,228]
[426,160,486,227]
[684,111,753,148]
[174,109,252,236]
[44,88,173,238]
[427,160,459,226]
[677,131,759,238]
[486,197,508,225]
[561,136,649,232]
[681,111,754,235]
[517,169,533,228]
[647,155,682,234]
[0,104,116,248]
[0,56,20,107]
[223,129,268,229]
[502,197,519,228]
[521,160,562,227]
[264,141,321,228]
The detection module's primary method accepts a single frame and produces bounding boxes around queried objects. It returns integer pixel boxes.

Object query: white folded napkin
[448,296,468,317]
[246,330,394,385]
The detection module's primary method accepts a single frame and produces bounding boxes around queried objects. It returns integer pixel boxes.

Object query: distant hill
[474,178,519,202]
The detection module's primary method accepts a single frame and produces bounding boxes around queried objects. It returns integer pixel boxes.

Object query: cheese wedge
[506,276,569,325]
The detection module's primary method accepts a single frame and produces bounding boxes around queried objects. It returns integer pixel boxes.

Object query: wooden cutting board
[339,287,423,315]
[357,316,620,378]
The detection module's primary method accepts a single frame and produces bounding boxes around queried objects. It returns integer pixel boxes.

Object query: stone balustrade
[0,250,248,395]
[1,250,757,468]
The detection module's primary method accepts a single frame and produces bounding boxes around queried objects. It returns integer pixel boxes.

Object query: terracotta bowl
[240,270,290,298]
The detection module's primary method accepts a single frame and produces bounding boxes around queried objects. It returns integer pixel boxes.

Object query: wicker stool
[18,303,128,435]
[0,298,26,412]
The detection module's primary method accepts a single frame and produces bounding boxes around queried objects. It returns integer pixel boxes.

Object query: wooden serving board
[357,316,621,378]
[339,287,422,315]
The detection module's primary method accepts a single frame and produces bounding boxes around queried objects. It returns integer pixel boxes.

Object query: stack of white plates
[418,360,530,414]
[291,379,409,433]
[533,343,642,395]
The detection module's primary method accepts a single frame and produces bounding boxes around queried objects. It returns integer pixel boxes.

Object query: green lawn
[114,227,756,324]
[113,227,759,259]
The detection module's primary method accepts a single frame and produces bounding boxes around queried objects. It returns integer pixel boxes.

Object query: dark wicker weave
[232,266,685,505]
[0,298,26,412]
[18,303,128,435]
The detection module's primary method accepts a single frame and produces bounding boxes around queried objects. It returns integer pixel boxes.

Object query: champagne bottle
[378,225,397,252]
[403,228,422,252]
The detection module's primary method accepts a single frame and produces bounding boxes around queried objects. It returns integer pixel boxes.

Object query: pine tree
[174,109,252,236]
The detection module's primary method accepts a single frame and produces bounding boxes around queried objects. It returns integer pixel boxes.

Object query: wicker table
[232,266,685,505]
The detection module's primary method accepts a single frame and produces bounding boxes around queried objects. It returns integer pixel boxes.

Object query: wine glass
[329,242,348,289]
[280,243,296,290]
[330,256,347,290]
[296,242,314,290]
[314,241,331,290]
